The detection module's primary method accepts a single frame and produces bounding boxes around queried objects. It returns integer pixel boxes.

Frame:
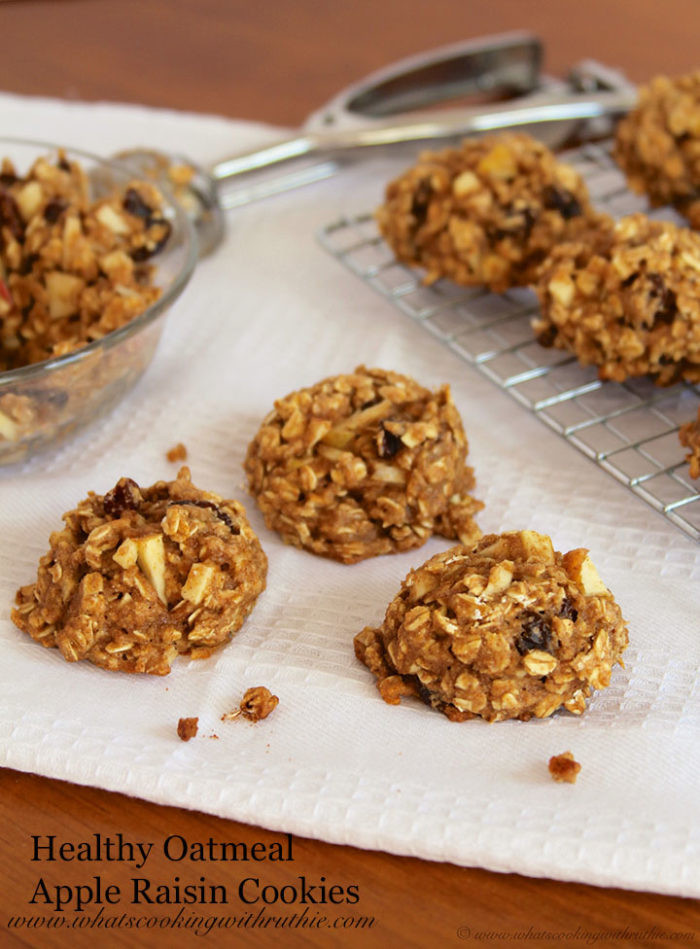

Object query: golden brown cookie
[355,530,628,722]
[376,132,601,293]
[244,366,482,563]
[679,407,700,478]
[533,214,700,385]
[13,467,267,675]
[614,72,700,227]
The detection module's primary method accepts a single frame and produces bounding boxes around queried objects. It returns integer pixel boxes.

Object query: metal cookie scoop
[115,32,637,258]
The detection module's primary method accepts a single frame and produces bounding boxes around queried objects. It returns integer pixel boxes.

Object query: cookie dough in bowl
[533,214,700,386]
[244,366,483,563]
[376,132,601,293]
[354,530,628,722]
[0,140,196,465]
[12,467,267,675]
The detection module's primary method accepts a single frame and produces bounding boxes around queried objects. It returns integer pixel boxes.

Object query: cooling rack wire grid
[318,142,700,542]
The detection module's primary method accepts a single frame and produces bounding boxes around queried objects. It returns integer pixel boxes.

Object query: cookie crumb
[222,686,279,723]
[177,717,198,741]
[166,442,188,463]
[548,751,581,783]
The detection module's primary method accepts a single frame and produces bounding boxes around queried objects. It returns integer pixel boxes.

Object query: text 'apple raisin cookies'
[354,530,628,722]
[13,467,267,675]
[533,214,700,386]
[614,71,700,228]
[376,132,601,293]
[244,366,482,564]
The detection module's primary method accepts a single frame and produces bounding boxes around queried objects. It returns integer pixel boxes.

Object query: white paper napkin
[1,92,698,898]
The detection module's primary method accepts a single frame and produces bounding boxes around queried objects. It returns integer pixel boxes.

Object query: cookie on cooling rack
[13,467,267,675]
[244,366,482,563]
[376,132,602,294]
[354,530,628,722]
[679,407,700,479]
[614,71,700,228]
[533,214,700,386]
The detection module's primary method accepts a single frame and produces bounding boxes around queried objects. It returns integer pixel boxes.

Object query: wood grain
[0,0,698,125]
[2,770,699,948]
[1,1,699,945]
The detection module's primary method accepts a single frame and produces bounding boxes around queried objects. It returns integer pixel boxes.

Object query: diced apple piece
[518,530,555,563]
[321,400,394,448]
[135,534,168,604]
[410,571,437,600]
[96,204,130,235]
[562,548,609,596]
[0,409,18,441]
[99,250,133,283]
[45,271,85,319]
[548,276,575,307]
[483,562,513,597]
[452,170,480,196]
[371,462,407,484]
[181,563,215,606]
[317,444,349,463]
[477,143,516,179]
[16,181,43,221]
[113,537,138,569]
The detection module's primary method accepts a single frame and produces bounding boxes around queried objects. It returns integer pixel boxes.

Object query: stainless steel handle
[317,31,542,121]
[211,87,636,185]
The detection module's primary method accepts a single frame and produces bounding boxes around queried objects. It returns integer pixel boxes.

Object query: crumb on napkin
[221,686,279,723]
[177,716,199,741]
[548,751,581,783]
[166,442,188,463]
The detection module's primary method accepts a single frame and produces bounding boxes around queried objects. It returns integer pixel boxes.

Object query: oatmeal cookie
[679,407,700,478]
[244,367,482,564]
[12,467,267,675]
[614,72,700,227]
[533,214,700,385]
[376,132,601,293]
[354,530,628,722]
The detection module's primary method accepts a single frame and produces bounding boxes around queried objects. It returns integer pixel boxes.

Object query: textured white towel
[0,92,698,898]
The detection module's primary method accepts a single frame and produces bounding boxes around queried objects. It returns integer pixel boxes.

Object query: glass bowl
[0,138,197,465]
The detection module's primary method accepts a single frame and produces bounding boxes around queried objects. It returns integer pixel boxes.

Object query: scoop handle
[210,86,636,186]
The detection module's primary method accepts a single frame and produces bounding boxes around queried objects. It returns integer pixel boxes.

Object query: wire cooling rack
[318,143,700,542]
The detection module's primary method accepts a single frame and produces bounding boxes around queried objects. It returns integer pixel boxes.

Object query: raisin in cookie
[376,132,601,293]
[244,366,482,564]
[679,407,700,479]
[533,214,700,385]
[614,72,700,228]
[355,530,628,722]
[13,467,267,675]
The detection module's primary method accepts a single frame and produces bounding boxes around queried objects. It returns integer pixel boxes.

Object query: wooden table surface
[1,1,699,946]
